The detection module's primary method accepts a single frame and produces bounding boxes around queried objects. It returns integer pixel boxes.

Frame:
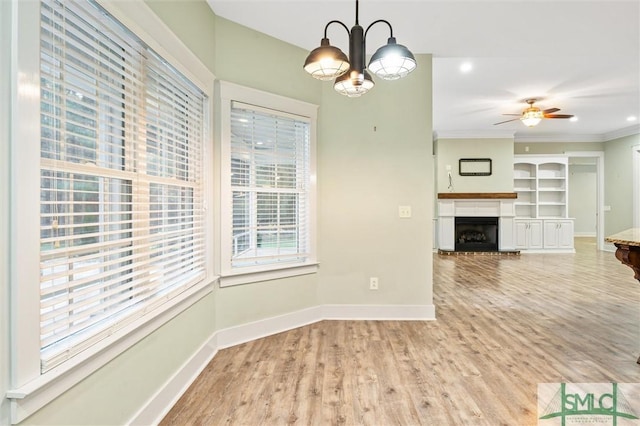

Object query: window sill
[219,262,319,287]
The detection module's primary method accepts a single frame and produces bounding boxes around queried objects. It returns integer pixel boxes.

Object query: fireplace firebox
[455,217,499,252]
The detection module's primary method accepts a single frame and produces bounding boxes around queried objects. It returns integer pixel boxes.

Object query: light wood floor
[161,238,640,425]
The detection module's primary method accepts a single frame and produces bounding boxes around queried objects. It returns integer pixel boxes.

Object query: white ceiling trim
[514,133,605,143]
[434,130,515,140]
[603,124,640,142]
[513,124,640,144]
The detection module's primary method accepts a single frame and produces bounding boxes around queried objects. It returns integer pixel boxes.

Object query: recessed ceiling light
[569,116,578,122]
[627,116,638,122]
[459,62,473,73]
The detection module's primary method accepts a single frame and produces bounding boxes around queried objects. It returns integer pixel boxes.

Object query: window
[220,82,317,285]
[38,0,209,370]
[9,0,213,417]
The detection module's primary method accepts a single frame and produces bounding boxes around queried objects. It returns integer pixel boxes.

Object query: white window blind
[39,0,206,371]
[229,101,311,269]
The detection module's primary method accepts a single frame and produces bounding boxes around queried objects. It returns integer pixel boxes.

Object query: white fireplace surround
[438,198,516,251]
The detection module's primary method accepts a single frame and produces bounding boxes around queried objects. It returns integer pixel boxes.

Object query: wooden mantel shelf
[437,192,517,199]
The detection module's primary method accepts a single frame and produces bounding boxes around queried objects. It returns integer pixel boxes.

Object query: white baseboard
[129,303,435,425]
[323,304,436,320]
[603,242,617,252]
[128,334,218,426]
[216,305,322,349]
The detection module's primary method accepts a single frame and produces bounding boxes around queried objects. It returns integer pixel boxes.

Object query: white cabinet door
[557,220,574,249]
[515,220,543,249]
[515,221,529,249]
[543,220,560,248]
[529,220,543,249]
[543,219,574,249]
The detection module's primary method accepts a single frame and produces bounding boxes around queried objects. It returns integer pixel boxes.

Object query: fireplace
[455,217,499,252]
[437,194,516,252]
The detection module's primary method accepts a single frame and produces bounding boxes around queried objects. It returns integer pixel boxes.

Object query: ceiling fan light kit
[521,108,543,127]
[303,0,416,97]
[494,99,574,127]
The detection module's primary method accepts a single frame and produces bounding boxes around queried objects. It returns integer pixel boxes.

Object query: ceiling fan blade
[542,107,560,114]
[544,114,574,119]
[502,113,521,116]
[493,118,520,125]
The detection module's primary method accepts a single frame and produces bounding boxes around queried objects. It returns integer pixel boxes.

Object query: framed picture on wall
[459,158,492,176]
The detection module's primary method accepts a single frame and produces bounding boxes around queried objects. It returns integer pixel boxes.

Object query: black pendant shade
[303,38,350,81]
[303,0,416,97]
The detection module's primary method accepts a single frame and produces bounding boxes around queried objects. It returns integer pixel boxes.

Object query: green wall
[213,16,322,104]
[436,138,514,193]
[145,0,216,72]
[12,1,434,424]
[318,55,433,306]
[604,133,640,235]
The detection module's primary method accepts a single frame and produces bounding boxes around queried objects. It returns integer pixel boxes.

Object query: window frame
[219,81,318,287]
[7,1,215,422]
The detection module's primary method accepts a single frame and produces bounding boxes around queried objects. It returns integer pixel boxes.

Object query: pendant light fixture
[303,0,416,97]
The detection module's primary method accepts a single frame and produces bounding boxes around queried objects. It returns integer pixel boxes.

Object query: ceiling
[207,0,640,142]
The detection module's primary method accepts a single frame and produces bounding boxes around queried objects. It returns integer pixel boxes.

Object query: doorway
[565,151,604,251]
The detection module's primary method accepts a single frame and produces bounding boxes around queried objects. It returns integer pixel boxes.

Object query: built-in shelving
[513,156,574,252]
[513,157,568,219]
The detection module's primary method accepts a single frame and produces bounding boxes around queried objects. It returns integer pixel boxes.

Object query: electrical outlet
[398,205,412,218]
[369,277,379,290]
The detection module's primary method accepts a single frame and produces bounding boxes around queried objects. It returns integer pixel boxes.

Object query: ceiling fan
[494,99,574,127]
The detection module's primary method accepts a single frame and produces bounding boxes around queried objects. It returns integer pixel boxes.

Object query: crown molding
[513,125,640,143]
[434,130,515,140]
[603,124,640,141]
[434,125,640,144]
[513,133,604,143]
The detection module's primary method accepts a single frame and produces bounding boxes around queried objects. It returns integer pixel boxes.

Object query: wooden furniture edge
[605,230,640,364]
